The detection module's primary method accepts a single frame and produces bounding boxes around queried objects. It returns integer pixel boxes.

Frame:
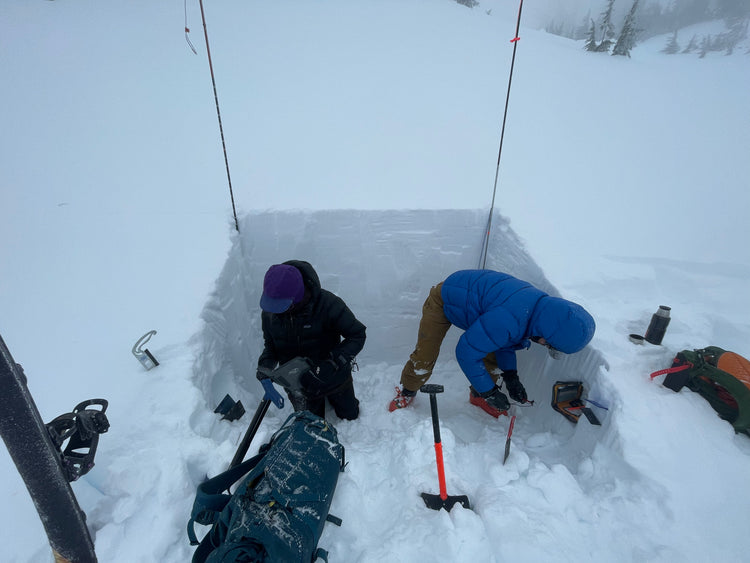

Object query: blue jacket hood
[528,296,595,354]
[440,270,595,393]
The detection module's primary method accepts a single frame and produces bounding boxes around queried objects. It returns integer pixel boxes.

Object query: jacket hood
[528,296,595,354]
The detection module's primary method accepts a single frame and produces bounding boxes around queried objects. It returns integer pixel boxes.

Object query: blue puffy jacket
[441,270,595,393]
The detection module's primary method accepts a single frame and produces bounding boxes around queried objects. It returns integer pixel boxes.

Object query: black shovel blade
[421,492,471,512]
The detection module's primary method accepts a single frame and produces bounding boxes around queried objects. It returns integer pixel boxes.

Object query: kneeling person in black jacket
[256,260,366,420]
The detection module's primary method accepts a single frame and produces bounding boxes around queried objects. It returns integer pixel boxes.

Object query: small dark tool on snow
[46,399,110,482]
[229,398,271,469]
[258,356,313,391]
[132,330,159,370]
[213,394,245,422]
[419,384,471,512]
[629,333,645,345]
[502,414,516,465]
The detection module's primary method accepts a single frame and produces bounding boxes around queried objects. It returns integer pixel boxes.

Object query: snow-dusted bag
[188,411,345,563]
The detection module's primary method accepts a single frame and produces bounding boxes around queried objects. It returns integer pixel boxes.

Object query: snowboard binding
[46,399,110,482]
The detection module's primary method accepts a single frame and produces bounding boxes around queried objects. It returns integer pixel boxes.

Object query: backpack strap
[650,363,692,380]
[650,361,693,391]
[187,454,263,545]
[325,513,343,526]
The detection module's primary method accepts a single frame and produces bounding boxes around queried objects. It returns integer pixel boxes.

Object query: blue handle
[261,378,284,409]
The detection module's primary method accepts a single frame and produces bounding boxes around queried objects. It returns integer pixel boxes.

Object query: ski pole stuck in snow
[419,384,471,512]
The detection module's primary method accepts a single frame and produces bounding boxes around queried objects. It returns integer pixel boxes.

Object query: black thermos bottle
[645,305,671,345]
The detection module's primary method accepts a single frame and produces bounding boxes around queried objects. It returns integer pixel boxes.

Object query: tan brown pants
[400,282,501,392]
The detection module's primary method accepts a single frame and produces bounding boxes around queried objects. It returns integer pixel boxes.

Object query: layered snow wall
[193,209,610,464]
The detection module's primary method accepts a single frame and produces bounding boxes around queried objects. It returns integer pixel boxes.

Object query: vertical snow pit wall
[193,210,609,459]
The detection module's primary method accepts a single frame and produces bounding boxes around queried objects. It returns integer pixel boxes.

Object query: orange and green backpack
[651,346,750,435]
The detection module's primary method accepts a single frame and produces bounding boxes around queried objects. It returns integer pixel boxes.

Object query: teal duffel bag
[188,411,345,562]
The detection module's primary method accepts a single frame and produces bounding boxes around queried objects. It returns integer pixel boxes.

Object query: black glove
[256,367,273,381]
[480,386,510,411]
[300,359,340,395]
[502,370,527,403]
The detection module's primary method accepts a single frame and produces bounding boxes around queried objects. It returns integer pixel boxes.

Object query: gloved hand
[480,385,510,412]
[502,370,528,403]
[256,367,273,381]
[300,359,339,395]
[260,378,285,409]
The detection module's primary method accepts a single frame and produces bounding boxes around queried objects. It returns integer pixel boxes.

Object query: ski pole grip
[420,384,444,394]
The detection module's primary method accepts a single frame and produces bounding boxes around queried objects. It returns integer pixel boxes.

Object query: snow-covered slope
[1,1,749,562]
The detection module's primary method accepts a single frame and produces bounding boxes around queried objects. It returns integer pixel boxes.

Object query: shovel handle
[229,398,270,468]
[420,385,444,443]
[420,385,448,499]
[434,442,448,500]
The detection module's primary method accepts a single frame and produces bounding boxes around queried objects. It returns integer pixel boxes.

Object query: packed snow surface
[1,1,749,562]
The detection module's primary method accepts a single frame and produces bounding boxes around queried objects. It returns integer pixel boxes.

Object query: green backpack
[651,346,750,435]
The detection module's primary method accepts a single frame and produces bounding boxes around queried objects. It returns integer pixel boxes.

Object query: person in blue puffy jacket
[389,270,595,417]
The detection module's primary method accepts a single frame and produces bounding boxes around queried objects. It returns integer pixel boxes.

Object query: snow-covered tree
[584,19,598,52]
[613,0,642,57]
[661,30,680,54]
[699,35,710,58]
[575,11,593,41]
[681,34,699,53]
[596,0,617,52]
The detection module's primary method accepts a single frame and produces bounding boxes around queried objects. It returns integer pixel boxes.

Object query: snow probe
[419,384,471,511]
[479,0,525,269]
[0,333,98,563]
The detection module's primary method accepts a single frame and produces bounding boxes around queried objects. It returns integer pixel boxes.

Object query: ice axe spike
[419,384,471,511]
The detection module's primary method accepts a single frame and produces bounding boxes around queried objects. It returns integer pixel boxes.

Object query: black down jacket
[258,260,366,394]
